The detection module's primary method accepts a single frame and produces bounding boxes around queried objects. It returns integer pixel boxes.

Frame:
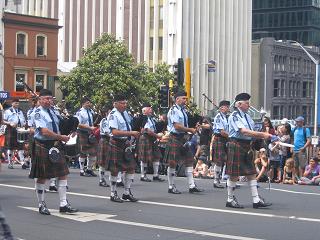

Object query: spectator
[262,117,276,135]
[298,157,320,185]
[278,124,291,180]
[282,158,295,184]
[268,137,281,183]
[193,158,208,178]
[292,116,311,179]
[254,148,269,182]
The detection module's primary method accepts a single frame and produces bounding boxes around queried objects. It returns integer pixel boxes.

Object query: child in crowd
[282,158,295,184]
[254,148,269,182]
[298,157,320,185]
[277,124,291,180]
[193,158,208,178]
[268,138,281,183]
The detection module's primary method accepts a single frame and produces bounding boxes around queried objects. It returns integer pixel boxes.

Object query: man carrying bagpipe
[3,98,26,169]
[29,89,78,215]
[76,96,98,177]
[105,94,140,203]
[211,100,230,188]
[137,103,165,183]
[163,91,203,194]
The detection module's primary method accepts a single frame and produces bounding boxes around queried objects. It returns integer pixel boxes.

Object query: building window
[35,73,46,92]
[302,81,308,97]
[159,37,163,50]
[36,35,47,56]
[309,82,313,98]
[281,79,286,97]
[289,80,293,97]
[16,32,27,55]
[273,105,280,119]
[274,79,280,97]
[150,7,154,29]
[150,37,153,51]
[159,6,163,29]
[15,72,27,92]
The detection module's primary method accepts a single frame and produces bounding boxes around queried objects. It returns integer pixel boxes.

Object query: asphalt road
[0,164,319,240]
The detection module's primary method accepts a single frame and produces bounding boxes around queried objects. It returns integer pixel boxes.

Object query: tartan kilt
[29,141,69,179]
[4,126,23,150]
[77,130,98,157]
[137,134,161,164]
[98,136,109,167]
[212,137,228,166]
[226,140,256,177]
[105,139,136,175]
[163,135,194,168]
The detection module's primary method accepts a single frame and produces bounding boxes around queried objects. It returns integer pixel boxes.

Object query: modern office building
[252,37,318,126]
[4,0,253,112]
[252,0,320,46]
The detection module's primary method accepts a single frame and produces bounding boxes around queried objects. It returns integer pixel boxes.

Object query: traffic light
[173,58,184,86]
[159,85,169,108]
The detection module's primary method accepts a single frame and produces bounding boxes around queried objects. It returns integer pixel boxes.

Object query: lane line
[2,183,320,223]
[19,206,264,240]
[267,187,320,196]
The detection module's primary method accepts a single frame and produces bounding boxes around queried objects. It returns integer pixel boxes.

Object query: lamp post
[290,40,319,137]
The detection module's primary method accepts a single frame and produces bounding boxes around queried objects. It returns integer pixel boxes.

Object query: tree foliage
[59,34,173,113]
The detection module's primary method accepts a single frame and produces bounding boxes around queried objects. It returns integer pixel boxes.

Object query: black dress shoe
[122,190,138,202]
[99,180,110,187]
[168,185,181,194]
[86,169,97,177]
[39,202,51,215]
[140,176,152,182]
[153,176,165,182]
[80,172,85,176]
[226,197,244,209]
[49,186,58,192]
[253,200,272,209]
[59,203,79,213]
[189,186,203,193]
[110,192,124,203]
[213,182,225,189]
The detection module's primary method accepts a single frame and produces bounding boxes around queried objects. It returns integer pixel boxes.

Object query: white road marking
[19,206,264,240]
[267,187,320,196]
[2,183,320,223]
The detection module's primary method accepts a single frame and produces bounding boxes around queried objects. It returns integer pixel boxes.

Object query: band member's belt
[34,139,56,148]
[170,133,187,138]
[214,134,227,139]
[100,135,110,140]
[229,138,251,145]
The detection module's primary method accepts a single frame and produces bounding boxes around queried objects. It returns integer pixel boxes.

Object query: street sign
[311,136,319,145]
[208,60,216,72]
[0,91,10,100]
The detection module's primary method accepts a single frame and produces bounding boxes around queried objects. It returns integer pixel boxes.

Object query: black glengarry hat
[175,91,187,98]
[219,100,230,107]
[39,89,53,97]
[235,93,251,102]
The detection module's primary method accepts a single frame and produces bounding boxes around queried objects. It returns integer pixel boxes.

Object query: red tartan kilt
[4,126,23,149]
[163,135,194,168]
[105,139,136,175]
[98,137,109,166]
[77,130,98,157]
[29,141,69,179]
[212,137,228,166]
[226,141,256,177]
[137,134,161,164]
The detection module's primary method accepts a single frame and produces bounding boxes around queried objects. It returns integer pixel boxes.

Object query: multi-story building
[5,0,252,112]
[252,37,318,126]
[2,11,60,98]
[252,0,320,46]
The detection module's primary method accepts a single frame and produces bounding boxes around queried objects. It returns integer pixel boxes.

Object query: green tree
[59,33,173,114]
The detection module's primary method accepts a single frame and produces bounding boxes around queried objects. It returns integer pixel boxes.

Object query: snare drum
[17,128,30,143]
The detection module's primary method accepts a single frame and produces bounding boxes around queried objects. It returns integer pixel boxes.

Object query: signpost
[0,91,10,100]
[207,60,216,72]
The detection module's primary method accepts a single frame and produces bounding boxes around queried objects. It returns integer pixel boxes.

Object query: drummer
[3,98,26,169]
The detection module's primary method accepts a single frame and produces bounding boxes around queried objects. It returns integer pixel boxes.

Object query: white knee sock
[49,178,56,187]
[140,162,145,177]
[18,150,25,162]
[110,176,118,196]
[35,183,45,206]
[213,165,222,182]
[185,167,195,188]
[79,157,85,172]
[124,173,134,195]
[153,162,160,177]
[86,156,91,170]
[7,150,12,164]
[167,167,175,188]
[99,166,105,182]
[117,172,122,183]
[249,179,260,203]
[58,180,68,207]
[227,179,236,202]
